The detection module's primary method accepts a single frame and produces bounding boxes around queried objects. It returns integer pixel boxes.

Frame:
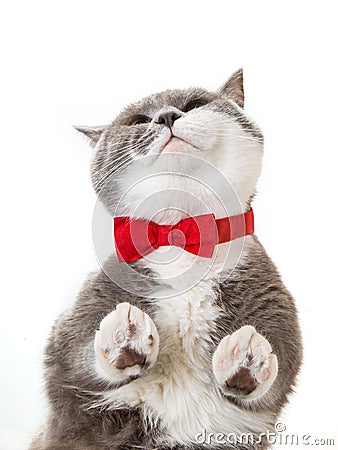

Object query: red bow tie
[114,209,254,262]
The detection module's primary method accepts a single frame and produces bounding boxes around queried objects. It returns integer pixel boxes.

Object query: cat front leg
[212,325,278,402]
[94,302,159,384]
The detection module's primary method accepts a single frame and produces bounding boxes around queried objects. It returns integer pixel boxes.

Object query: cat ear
[218,69,244,108]
[74,125,105,147]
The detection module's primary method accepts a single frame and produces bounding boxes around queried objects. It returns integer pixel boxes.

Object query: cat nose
[156,109,182,128]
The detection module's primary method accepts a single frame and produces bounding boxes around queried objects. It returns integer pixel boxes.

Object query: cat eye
[182,98,209,112]
[129,115,152,126]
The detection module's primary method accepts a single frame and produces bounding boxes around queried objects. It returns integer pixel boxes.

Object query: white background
[1,1,337,449]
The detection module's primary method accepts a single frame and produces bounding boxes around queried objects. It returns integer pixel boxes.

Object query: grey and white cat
[31,70,302,450]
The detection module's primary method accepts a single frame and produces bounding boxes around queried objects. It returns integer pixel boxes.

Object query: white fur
[94,108,270,446]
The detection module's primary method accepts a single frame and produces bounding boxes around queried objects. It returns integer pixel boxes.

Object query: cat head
[76,69,263,221]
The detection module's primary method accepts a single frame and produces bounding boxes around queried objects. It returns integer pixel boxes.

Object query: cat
[30,69,302,450]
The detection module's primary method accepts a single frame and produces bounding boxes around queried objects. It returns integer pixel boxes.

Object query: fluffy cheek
[172,110,226,153]
[172,110,263,200]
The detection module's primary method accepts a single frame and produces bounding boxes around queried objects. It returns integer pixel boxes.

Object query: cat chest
[104,286,268,445]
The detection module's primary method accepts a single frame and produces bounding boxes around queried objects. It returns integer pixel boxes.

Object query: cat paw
[212,325,278,401]
[94,302,159,383]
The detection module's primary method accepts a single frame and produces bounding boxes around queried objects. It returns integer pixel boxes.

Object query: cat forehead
[113,87,217,123]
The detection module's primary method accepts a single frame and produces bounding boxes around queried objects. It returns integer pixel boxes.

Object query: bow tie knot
[166,228,186,247]
[156,225,186,247]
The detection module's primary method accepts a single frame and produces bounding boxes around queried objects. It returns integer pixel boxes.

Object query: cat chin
[115,152,261,223]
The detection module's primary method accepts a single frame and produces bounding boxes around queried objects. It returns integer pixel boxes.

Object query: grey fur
[30,71,302,449]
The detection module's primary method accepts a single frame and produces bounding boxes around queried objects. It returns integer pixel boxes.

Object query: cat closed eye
[130,115,152,126]
[182,98,209,112]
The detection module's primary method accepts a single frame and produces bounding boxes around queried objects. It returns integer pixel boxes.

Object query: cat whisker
[95,158,132,191]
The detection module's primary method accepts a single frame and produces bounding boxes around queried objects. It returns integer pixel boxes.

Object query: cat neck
[119,201,252,225]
